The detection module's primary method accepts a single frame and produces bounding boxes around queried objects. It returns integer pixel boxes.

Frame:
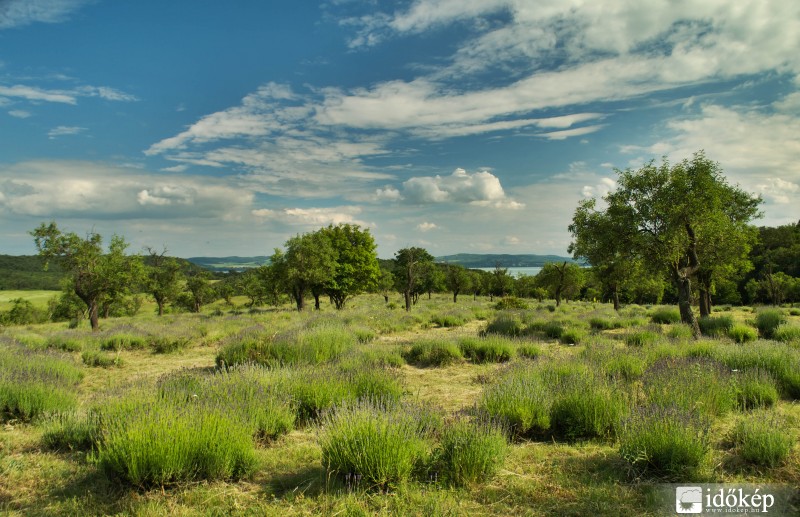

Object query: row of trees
[27,221,594,330]
[25,151,797,333]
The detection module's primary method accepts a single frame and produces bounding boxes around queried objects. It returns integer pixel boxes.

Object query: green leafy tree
[272,232,336,311]
[491,265,515,298]
[377,266,395,303]
[420,263,445,300]
[318,224,381,309]
[575,152,761,335]
[513,274,537,299]
[569,198,639,311]
[535,262,584,307]
[481,272,496,301]
[144,247,184,316]
[240,267,269,307]
[468,270,487,300]
[182,272,215,313]
[445,264,472,303]
[31,222,142,331]
[393,247,434,311]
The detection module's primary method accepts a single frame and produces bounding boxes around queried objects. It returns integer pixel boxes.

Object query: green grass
[94,395,259,487]
[458,336,515,363]
[402,339,463,367]
[650,307,681,324]
[588,316,624,330]
[643,357,736,417]
[0,347,83,421]
[728,323,758,343]
[716,342,800,399]
[559,327,587,345]
[41,410,101,451]
[729,412,794,467]
[625,329,661,347]
[100,333,148,351]
[216,322,356,368]
[602,352,646,382]
[755,309,787,339]
[698,315,734,337]
[618,404,711,481]
[549,375,627,441]
[318,400,432,491]
[773,323,800,343]
[478,364,552,437]
[0,290,59,310]
[81,349,123,368]
[434,417,507,486]
[483,313,525,337]
[733,369,779,410]
[666,324,695,341]
[1,295,798,515]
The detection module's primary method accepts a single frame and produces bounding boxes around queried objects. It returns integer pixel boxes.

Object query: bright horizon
[1,1,799,258]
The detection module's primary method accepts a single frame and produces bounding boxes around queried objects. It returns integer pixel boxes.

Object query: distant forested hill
[435,253,580,268]
[0,255,65,290]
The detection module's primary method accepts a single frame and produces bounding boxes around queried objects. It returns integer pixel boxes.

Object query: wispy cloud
[0,0,93,30]
[538,124,606,141]
[146,83,394,198]
[252,205,370,227]
[8,109,31,118]
[0,160,252,220]
[0,83,137,105]
[0,84,76,104]
[620,95,800,226]
[331,0,800,140]
[48,125,87,138]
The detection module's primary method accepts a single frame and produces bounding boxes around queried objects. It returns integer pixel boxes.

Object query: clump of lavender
[0,347,83,420]
[318,400,435,491]
[643,356,736,417]
[618,404,711,480]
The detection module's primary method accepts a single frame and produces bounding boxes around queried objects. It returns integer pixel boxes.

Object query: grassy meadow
[0,290,59,311]
[1,293,799,516]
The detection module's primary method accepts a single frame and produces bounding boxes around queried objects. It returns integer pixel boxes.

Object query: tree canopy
[317,224,381,309]
[30,222,143,330]
[393,247,434,311]
[569,152,761,335]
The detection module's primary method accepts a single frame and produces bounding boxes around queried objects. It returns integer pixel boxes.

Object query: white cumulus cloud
[388,168,521,208]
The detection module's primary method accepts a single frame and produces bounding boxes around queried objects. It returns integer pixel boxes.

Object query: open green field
[0,290,60,311]
[1,295,799,516]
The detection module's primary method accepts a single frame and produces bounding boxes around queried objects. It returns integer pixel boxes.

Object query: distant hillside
[186,256,270,272]
[0,255,65,290]
[435,253,579,268]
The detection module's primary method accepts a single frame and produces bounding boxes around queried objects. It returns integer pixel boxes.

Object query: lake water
[473,267,542,277]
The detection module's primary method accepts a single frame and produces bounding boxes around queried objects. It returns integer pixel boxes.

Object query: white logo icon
[676,486,703,514]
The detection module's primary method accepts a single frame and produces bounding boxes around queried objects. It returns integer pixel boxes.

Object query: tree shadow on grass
[42,463,130,515]
[264,464,330,501]
[480,446,663,516]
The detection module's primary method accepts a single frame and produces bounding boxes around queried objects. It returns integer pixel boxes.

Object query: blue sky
[1,0,799,258]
